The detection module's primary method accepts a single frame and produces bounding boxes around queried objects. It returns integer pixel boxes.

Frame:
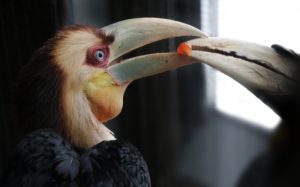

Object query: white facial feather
[53,29,116,147]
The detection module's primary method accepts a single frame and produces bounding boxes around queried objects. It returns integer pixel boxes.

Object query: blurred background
[1,0,299,186]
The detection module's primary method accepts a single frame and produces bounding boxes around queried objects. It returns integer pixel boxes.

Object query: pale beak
[178,37,300,118]
[100,18,206,84]
[102,18,300,118]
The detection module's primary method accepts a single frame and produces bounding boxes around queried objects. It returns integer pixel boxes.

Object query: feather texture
[1,129,151,187]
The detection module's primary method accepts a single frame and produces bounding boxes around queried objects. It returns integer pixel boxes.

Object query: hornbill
[1,18,206,187]
[176,38,300,186]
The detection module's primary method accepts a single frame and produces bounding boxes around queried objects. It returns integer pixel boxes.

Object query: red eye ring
[87,45,110,68]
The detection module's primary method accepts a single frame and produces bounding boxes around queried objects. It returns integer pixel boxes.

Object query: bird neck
[62,91,115,148]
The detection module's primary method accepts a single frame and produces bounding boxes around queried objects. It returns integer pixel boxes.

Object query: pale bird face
[48,19,206,125]
[53,26,127,123]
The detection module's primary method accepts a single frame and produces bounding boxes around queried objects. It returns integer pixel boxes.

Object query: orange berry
[177,43,192,56]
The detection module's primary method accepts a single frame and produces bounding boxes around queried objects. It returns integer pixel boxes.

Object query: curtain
[0,0,73,177]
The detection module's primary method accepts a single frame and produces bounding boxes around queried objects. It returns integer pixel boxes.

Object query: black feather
[1,129,151,187]
[271,44,300,61]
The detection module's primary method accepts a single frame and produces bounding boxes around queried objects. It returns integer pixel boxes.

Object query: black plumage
[2,129,150,187]
[271,44,300,61]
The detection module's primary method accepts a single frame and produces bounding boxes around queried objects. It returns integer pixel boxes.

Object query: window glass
[216,0,300,130]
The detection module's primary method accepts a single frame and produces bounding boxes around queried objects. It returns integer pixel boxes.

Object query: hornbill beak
[84,18,207,123]
[177,37,300,119]
[102,18,300,119]
[101,18,206,85]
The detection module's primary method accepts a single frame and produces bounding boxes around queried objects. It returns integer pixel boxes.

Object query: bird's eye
[87,46,110,67]
[95,50,105,61]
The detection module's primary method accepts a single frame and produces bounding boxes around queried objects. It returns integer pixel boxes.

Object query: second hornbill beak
[101,18,206,84]
[177,37,300,119]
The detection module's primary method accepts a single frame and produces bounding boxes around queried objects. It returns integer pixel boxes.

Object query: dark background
[0,0,270,186]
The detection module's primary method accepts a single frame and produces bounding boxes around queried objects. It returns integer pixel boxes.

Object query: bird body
[2,129,150,187]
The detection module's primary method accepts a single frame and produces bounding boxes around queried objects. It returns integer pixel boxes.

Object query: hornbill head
[18,18,205,148]
[177,38,300,121]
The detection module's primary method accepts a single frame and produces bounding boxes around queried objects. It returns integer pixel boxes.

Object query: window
[215,0,300,130]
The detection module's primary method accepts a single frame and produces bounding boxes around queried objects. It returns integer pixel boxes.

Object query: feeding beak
[101,18,206,85]
[99,18,300,118]
[177,37,300,119]
[84,18,208,123]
